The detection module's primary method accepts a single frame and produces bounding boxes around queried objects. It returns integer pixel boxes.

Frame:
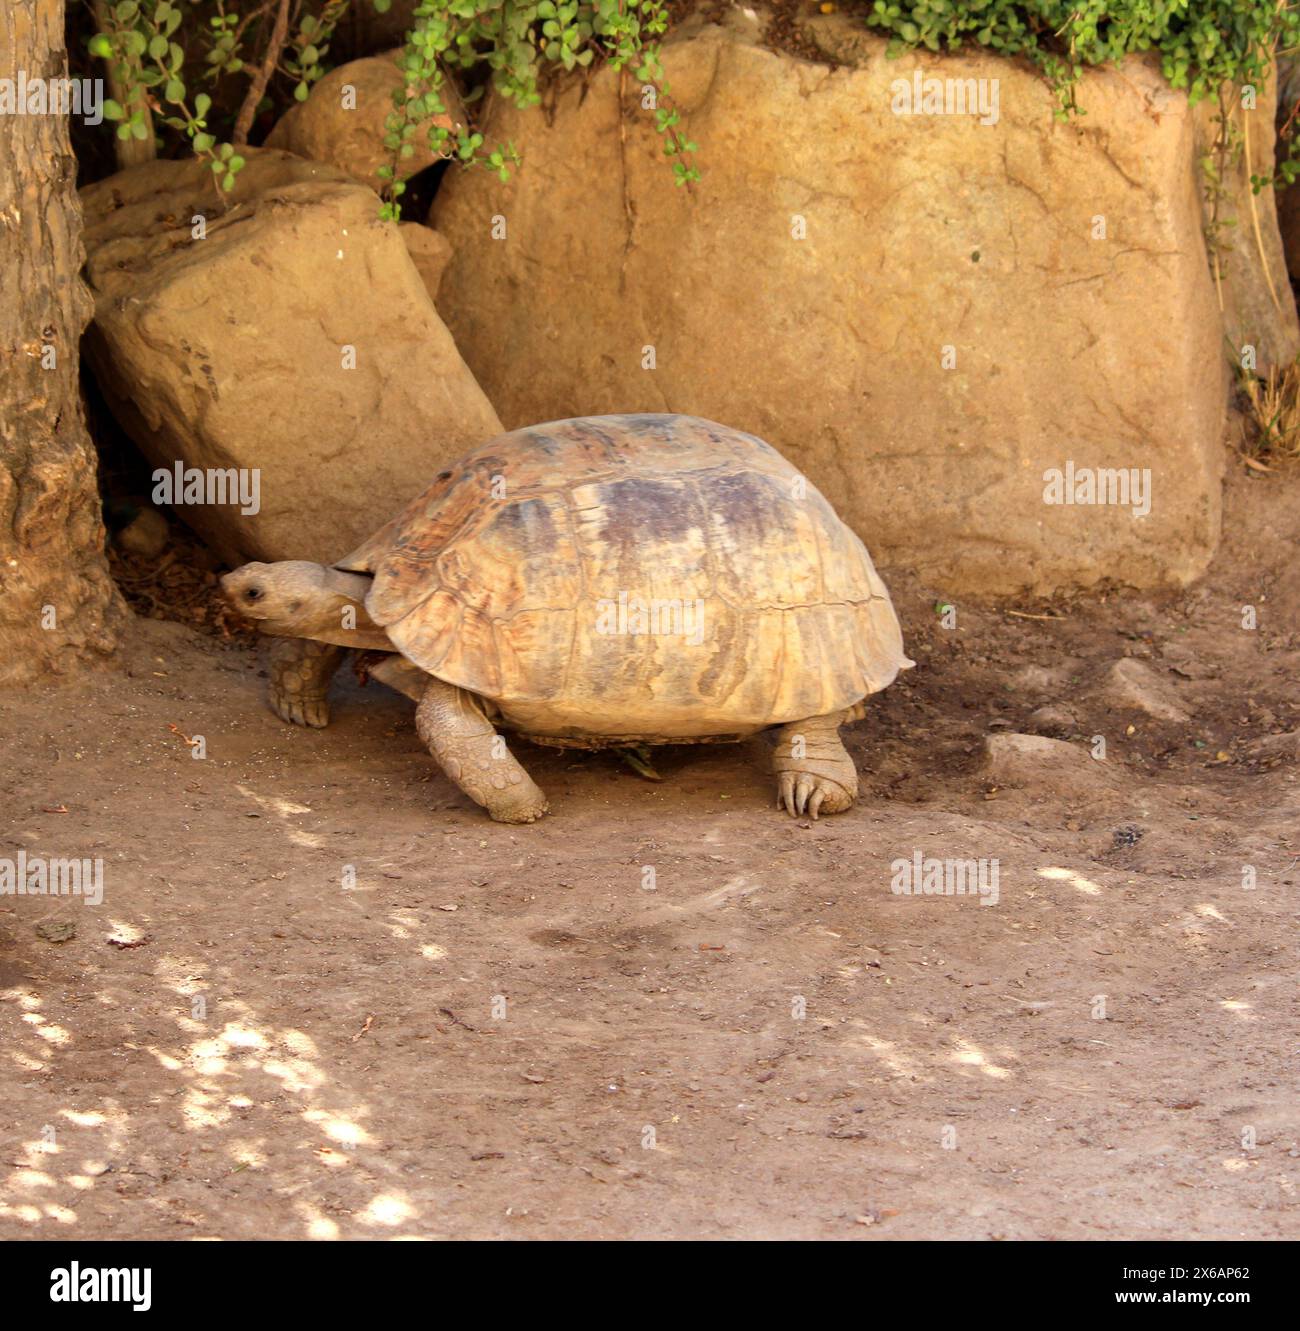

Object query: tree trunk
[90,0,157,170]
[0,0,123,686]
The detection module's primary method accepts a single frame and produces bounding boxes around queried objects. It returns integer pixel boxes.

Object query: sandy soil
[1,466,1298,1241]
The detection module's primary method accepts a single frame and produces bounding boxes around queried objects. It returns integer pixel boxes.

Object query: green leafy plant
[90,0,244,189]
[377,0,698,220]
[84,0,697,217]
[865,2,1299,119]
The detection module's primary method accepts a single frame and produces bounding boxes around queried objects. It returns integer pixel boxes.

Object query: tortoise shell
[338,415,911,740]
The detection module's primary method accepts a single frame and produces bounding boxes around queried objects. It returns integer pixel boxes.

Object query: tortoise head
[222,561,388,647]
[221,561,339,637]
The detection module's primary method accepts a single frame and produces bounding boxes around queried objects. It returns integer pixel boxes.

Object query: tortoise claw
[775,770,853,820]
[271,691,330,728]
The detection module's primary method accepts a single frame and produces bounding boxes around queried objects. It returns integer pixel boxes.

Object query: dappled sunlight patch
[295,1202,340,1238]
[845,1022,925,1081]
[234,785,323,848]
[302,1108,372,1149]
[104,918,148,947]
[222,1024,269,1050]
[60,1110,109,1129]
[236,784,312,817]
[359,1192,416,1227]
[1037,866,1103,896]
[22,1009,71,1046]
[344,907,451,962]
[189,1041,231,1079]
[1194,904,1230,924]
[225,1141,268,1170]
[182,1086,232,1130]
[949,1038,1013,1079]
[282,1029,318,1054]
[260,1054,327,1094]
[10,1170,56,1190]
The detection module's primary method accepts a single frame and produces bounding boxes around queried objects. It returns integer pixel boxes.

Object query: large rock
[80,150,501,565]
[432,14,1231,594]
[400,222,453,303]
[266,51,463,190]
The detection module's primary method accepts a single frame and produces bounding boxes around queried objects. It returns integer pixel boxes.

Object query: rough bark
[0,0,123,685]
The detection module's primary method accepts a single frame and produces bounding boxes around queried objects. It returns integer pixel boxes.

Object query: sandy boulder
[266,51,463,190]
[400,223,454,304]
[80,150,501,565]
[432,15,1232,594]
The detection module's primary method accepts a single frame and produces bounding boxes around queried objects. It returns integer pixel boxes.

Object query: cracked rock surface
[433,13,1235,594]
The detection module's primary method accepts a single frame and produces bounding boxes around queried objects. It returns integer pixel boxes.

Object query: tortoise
[221,414,912,823]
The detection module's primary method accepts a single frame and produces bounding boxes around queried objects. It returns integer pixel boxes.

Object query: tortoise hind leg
[268,638,345,728]
[771,707,862,820]
[416,677,549,824]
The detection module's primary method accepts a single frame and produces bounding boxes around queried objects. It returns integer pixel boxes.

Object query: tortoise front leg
[415,677,549,824]
[771,708,861,820]
[267,638,345,728]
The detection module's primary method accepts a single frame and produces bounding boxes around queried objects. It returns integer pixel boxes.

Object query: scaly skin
[415,677,549,823]
[268,638,345,729]
[771,708,861,820]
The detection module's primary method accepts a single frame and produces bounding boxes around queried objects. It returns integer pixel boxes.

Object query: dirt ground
[1,460,1298,1241]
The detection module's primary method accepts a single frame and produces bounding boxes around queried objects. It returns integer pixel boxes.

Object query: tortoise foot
[771,712,860,820]
[267,638,344,729]
[485,781,550,824]
[270,690,331,729]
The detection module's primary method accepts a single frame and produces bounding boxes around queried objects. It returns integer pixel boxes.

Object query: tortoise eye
[245,588,263,602]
